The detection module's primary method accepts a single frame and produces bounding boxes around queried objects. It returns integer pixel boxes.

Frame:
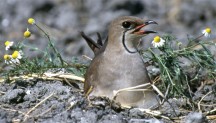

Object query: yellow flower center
[12,51,19,59]
[205,28,211,34]
[5,41,11,46]
[24,29,31,38]
[28,18,35,25]
[4,54,10,60]
[154,36,161,43]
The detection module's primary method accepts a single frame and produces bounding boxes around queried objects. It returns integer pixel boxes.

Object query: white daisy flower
[4,54,12,64]
[202,27,211,37]
[5,41,14,50]
[152,36,165,48]
[11,50,23,64]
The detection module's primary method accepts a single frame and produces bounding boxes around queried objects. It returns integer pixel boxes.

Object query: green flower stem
[193,34,204,42]
[148,48,175,85]
[187,34,204,47]
[173,41,213,54]
[34,24,65,66]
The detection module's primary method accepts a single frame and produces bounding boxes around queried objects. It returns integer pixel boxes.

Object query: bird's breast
[99,52,147,88]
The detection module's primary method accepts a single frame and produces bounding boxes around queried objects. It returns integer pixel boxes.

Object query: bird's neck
[105,33,140,54]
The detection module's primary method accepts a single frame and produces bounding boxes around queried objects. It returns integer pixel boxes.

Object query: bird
[82,16,159,108]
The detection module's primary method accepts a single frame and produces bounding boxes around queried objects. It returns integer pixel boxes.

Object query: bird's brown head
[108,16,157,53]
[109,16,157,38]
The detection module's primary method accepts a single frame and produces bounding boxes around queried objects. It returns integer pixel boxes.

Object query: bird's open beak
[132,20,158,35]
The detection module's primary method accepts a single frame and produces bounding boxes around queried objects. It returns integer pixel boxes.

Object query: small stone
[183,112,208,123]
[0,89,25,104]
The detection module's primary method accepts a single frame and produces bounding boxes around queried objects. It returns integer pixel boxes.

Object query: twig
[66,101,78,111]
[112,83,151,100]
[63,78,73,87]
[0,105,26,116]
[204,108,216,115]
[199,103,216,107]
[23,93,54,121]
[82,55,92,61]
[198,91,212,113]
[44,72,85,82]
[152,76,161,84]
[162,84,170,104]
[151,84,165,99]
[6,73,84,83]
[0,90,5,94]
[138,108,171,121]
[35,106,54,118]
[206,115,216,120]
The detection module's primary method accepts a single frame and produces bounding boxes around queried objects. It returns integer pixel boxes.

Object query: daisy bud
[28,18,35,25]
[24,28,31,38]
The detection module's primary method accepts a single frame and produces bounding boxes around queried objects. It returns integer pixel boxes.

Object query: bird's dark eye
[122,21,132,29]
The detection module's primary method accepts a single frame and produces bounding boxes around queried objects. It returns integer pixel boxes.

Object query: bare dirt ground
[0,75,215,123]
